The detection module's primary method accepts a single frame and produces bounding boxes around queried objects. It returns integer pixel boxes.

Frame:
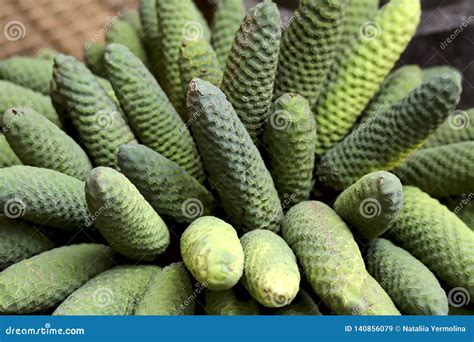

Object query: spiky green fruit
[240,229,300,308]
[366,238,448,315]
[313,0,421,157]
[339,0,379,48]
[104,44,205,182]
[204,288,259,316]
[333,171,403,240]
[0,166,90,230]
[53,54,137,168]
[54,265,160,316]
[0,244,114,314]
[276,290,322,316]
[84,42,106,77]
[117,144,215,223]
[136,262,195,315]
[388,186,474,303]
[446,196,474,230]
[317,73,462,190]
[0,56,52,95]
[274,0,346,106]
[180,216,244,291]
[423,109,474,148]
[3,107,92,180]
[35,47,59,62]
[85,167,170,261]
[0,134,21,167]
[139,0,164,82]
[263,94,316,207]
[106,20,149,66]
[282,201,400,315]
[187,79,283,232]
[210,0,246,67]
[221,0,281,143]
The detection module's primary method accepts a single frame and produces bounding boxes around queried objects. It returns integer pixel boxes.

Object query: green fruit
[0,217,53,270]
[366,238,449,315]
[135,262,195,315]
[423,108,474,148]
[210,0,246,67]
[53,54,137,169]
[204,288,259,316]
[388,186,474,303]
[106,20,149,67]
[187,79,283,232]
[0,134,21,167]
[104,43,205,182]
[282,201,400,315]
[84,42,106,77]
[221,0,281,143]
[35,47,59,62]
[0,165,90,230]
[263,94,316,208]
[422,65,461,82]
[274,0,347,106]
[317,73,462,190]
[313,0,421,158]
[0,244,114,314]
[333,171,403,240]
[276,290,322,316]
[117,144,215,224]
[0,56,52,94]
[123,9,143,36]
[446,196,474,230]
[3,107,92,180]
[54,265,160,316]
[85,167,170,261]
[240,229,300,308]
[339,0,379,48]
[180,216,244,291]
[393,142,474,197]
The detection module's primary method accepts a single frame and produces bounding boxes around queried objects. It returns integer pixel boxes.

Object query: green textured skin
[85,167,170,261]
[84,42,106,77]
[0,244,114,314]
[0,56,52,95]
[123,9,143,36]
[156,0,211,117]
[240,229,300,308]
[393,142,474,197]
[366,238,448,315]
[423,108,474,148]
[221,0,281,143]
[204,289,259,316]
[135,262,195,315]
[54,265,160,316]
[187,79,283,233]
[104,44,205,182]
[446,197,474,230]
[263,94,316,207]
[0,218,53,270]
[333,171,403,240]
[388,186,474,303]
[117,144,215,224]
[313,0,421,158]
[0,80,61,128]
[0,165,90,230]
[339,0,379,48]
[210,0,246,67]
[53,54,137,169]
[282,201,400,315]
[3,107,92,180]
[106,20,149,66]
[422,65,461,82]
[276,290,322,316]
[317,73,462,190]
[35,47,59,62]
[274,0,346,106]
[0,134,21,167]
[180,216,244,291]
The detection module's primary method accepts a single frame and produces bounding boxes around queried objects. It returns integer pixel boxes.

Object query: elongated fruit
[0,134,21,167]
[84,42,106,77]
[339,0,379,48]
[423,108,474,148]
[106,20,149,66]
[36,47,59,62]
[276,290,322,316]
[0,56,52,94]
[446,196,474,230]
[204,288,259,316]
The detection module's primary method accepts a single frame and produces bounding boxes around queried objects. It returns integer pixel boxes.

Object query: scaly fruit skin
[53,54,137,169]
[106,20,149,67]
[0,244,114,314]
[282,201,400,315]
[84,42,106,77]
[446,196,474,230]
[117,144,215,224]
[274,0,346,106]
[135,262,195,315]
[85,167,170,261]
[204,288,259,316]
[0,56,52,95]
[187,79,283,232]
[333,171,403,240]
[180,216,244,291]
[422,65,461,82]
[0,134,21,167]
[393,142,474,197]
[36,47,59,62]
[339,0,379,48]
[54,265,160,316]
[366,238,449,315]
[221,0,281,143]
[0,166,90,230]
[276,290,322,316]
[210,0,246,67]
[317,73,462,190]
[313,0,421,158]
[263,94,316,207]
[423,108,474,148]
[240,229,300,308]
[0,218,53,270]
[388,186,474,303]
[104,44,205,182]
[3,107,92,180]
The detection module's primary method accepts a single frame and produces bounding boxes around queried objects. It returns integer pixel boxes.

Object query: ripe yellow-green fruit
[204,288,259,316]
[0,134,21,168]
[423,108,474,148]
